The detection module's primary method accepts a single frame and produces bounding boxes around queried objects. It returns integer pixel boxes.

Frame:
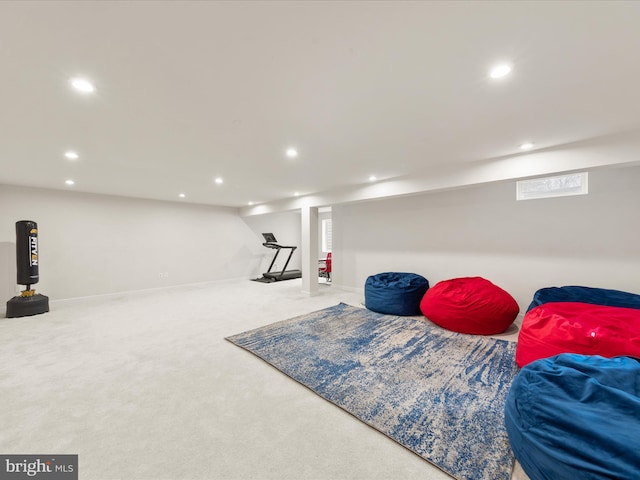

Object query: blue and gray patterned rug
[226,303,519,480]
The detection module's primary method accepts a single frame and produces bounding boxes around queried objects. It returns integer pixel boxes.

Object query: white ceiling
[1,1,640,209]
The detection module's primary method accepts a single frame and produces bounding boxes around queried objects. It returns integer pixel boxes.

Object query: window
[321,219,332,253]
[516,172,588,200]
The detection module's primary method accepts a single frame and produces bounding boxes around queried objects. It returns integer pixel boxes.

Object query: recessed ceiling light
[65,179,75,185]
[286,148,298,158]
[369,175,377,182]
[179,193,186,198]
[248,201,254,206]
[214,177,224,185]
[64,151,79,160]
[294,192,300,197]
[70,77,96,94]
[489,64,512,79]
[520,142,534,150]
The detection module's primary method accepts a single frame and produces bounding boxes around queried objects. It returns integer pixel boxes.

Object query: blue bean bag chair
[527,285,640,312]
[505,354,640,480]
[365,272,429,316]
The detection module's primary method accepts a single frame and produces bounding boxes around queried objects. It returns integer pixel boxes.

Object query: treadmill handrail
[262,242,297,250]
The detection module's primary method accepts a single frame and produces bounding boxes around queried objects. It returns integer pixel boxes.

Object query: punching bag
[5,220,49,318]
[16,220,40,287]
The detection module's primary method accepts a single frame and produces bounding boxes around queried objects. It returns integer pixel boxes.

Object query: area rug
[226,303,519,480]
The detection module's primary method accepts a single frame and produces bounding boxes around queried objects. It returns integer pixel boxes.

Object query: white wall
[5,165,638,310]
[0,185,264,301]
[0,242,14,303]
[332,166,640,311]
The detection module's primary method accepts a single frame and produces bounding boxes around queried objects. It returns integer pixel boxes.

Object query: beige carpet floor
[0,279,529,480]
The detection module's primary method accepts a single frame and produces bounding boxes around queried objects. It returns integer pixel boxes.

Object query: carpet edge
[225,303,517,480]
[224,302,354,342]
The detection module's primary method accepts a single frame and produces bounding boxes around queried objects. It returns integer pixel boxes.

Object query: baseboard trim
[56,276,255,308]
[331,283,362,294]
[1,278,365,317]
[0,276,253,316]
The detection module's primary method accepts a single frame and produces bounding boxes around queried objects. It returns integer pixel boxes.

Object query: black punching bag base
[6,294,49,318]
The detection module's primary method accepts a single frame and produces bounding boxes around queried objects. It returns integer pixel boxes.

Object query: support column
[301,205,319,296]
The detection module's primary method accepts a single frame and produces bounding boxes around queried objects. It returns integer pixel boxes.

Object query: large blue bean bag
[365,272,429,316]
[526,285,640,312]
[505,354,640,480]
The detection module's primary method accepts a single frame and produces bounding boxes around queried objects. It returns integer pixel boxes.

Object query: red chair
[318,253,332,282]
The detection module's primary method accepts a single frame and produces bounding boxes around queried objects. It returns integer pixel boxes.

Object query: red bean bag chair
[516,301,640,367]
[420,277,519,335]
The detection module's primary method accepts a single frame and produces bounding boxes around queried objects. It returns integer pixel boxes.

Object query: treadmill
[253,233,302,283]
